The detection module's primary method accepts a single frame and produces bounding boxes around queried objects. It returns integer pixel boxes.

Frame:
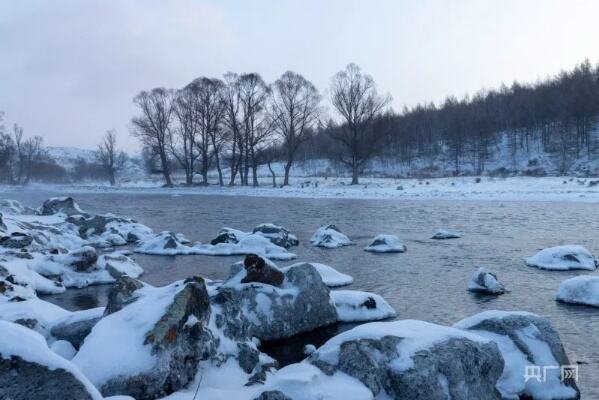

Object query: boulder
[59,246,98,272]
[310,225,353,249]
[97,252,143,279]
[525,245,597,271]
[431,229,461,239]
[467,267,506,295]
[364,234,406,253]
[103,276,144,315]
[215,263,337,341]
[252,223,299,248]
[241,254,284,286]
[50,307,104,349]
[0,320,102,400]
[40,197,85,216]
[210,227,244,245]
[0,232,33,249]
[330,290,396,322]
[309,320,504,400]
[74,278,212,399]
[253,391,292,400]
[454,310,580,399]
[66,214,152,246]
[556,275,599,307]
[281,262,353,287]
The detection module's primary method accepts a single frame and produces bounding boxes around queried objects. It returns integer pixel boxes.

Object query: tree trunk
[283,158,293,186]
[351,162,359,185]
[214,151,224,186]
[268,161,276,187]
[159,150,173,187]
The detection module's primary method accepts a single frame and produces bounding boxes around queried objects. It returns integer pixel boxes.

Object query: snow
[0,320,103,399]
[135,231,296,260]
[313,319,488,370]
[51,340,77,360]
[525,245,597,271]
[431,229,461,239]
[73,281,182,388]
[454,310,578,400]
[0,298,71,336]
[364,234,407,253]
[556,275,599,307]
[282,262,353,287]
[310,225,353,248]
[330,290,396,322]
[468,267,506,294]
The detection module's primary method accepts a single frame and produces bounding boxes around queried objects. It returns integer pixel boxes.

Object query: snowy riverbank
[5,175,599,203]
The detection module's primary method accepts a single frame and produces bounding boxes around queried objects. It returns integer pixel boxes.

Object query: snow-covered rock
[252,223,299,248]
[0,199,36,215]
[210,227,246,245]
[51,340,77,360]
[197,234,297,260]
[66,213,153,246]
[364,234,406,253]
[0,320,103,400]
[308,320,504,400]
[468,267,506,295]
[310,225,353,248]
[454,310,580,399]
[215,262,337,341]
[431,229,461,239]
[0,297,71,337]
[40,197,85,216]
[556,275,599,307]
[134,231,191,255]
[282,262,353,287]
[50,307,105,349]
[97,252,143,279]
[525,245,597,271]
[73,277,212,399]
[330,290,396,322]
[0,212,5,231]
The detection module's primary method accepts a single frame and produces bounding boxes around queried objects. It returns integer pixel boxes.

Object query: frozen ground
[7,175,599,203]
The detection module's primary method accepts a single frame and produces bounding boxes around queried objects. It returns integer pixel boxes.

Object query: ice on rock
[134,231,192,255]
[364,234,407,253]
[525,245,597,270]
[310,225,353,248]
[282,262,353,287]
[330,290,396,322]
[468,267,506,295]
[454,310,580,399]
[0,320,103,400]
[431,229,461,239]
[308,320,503,400]
[556,275,599,307]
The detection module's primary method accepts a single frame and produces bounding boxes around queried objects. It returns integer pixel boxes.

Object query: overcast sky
[1,0,599,152]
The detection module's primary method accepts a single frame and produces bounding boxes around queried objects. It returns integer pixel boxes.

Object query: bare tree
[131,88,175,186]
[172,85,200,185]
[22,135,43,184]
[238,73,273,186]
[271,71,322,185]
[96,130,127,185]
[222,73,243,185]
[192,77,227,185]
[329,63,391,184]
[12,124,25,184]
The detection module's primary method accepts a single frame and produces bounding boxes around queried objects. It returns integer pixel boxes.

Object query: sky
[1,0,599,152]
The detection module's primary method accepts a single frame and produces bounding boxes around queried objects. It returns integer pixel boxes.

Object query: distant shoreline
[2,175,599,203]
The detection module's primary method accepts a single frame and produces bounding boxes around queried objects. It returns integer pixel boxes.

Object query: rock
[40,197,85,216]
[253,390,292,400]
[59,246,98,272]
[215,263,337,341]
[66,214,153,246]
[310,225,353,248]
[0,211,5,231]
[210,227,243,245]
[526,245,597,271]
[241,254,284,286]
[0,232,33,249]
[74,278,212,399]
[50,307,104,349]
[309,320,504,400]
[431,229,461,239]
[97,252,143,279]
[454,310,580,399]
[134,231,191,255]
[364,234,406,253]
[281,262,353,287]
[556,275,599,307]
[252,223,299,248]
[0,320,102,400]
[330,290,396,322]
[467,267,506,295]
[104,276,145,315]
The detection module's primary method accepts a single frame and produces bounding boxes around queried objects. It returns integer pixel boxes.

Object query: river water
[6,189,599,397]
